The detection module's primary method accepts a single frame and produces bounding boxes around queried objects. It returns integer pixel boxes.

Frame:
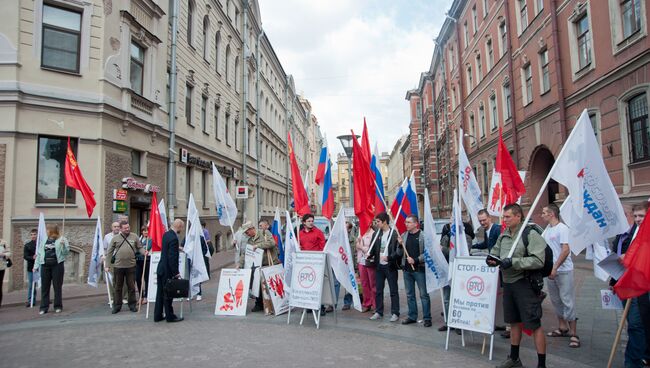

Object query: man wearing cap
[238,221,278,312]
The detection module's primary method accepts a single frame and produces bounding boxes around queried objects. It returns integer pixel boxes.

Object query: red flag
[288,132,310,216]
[495,127,525,205]
[614,216,650,299]
[361,118,372,163]
[147,192,164,252]
[352,131,375,235]
[64,137,96,217]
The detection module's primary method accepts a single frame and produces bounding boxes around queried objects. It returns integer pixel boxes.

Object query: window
[486,39,494,70]
[451,86,457,110]
[482,161,489,199]
[186,83,193,126]
[36,136,77,203]
[489,94,498,130]
[576,14,592,69]
[523,64,533,105]
[130,41,144,95]
[469,113,476,141]
[201,95,207,132]
[536,0,544,14]
[234,119,239,150]
[131,150,142,175]
[464,21,469,48]
[202,170,208,208]
[225,45,231,84]
[483,0,489,18]
[519,0,529,32]
[185,166,192,204]
[589,111,601,144]
[628,93,649,162]
[539,49,550,93]
[416,100,422,120]
[621,0,642,38]
[499,21,507,56]
[214,104,220,139]
[234,56,240,92]
[41,4,81,73]
[472,5,478,34]
[476,54,483,81]
[235,8,240,29]
[225,112,230,145]
[478,102,485,138]
[467,66,473,91]
[187,1,195,46]
[215,32,221,73]
[202,16,209,60]
[503,82,512,119]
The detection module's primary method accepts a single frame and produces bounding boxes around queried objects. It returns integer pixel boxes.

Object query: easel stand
[287,254,337,329]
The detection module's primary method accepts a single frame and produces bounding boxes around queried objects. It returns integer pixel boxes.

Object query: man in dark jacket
[23,229,37,307]
[398,215,431,327]
[473,209,502,252]
[367,212,401,322]
[154,219,184,323]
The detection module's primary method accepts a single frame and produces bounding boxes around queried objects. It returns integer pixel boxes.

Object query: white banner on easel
[262,265,289,315]
[146,251,187,303]
[244,245,264,298]
[214,268,252,316]
[289,251,327,310]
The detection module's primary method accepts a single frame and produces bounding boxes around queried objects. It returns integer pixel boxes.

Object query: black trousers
[375,264,399,317]
[40,262,64,311]
[0,269,4,307]
[638,292,650,359]
[113,267,136,308]
[154,274,175,321]
[135,259,150,297]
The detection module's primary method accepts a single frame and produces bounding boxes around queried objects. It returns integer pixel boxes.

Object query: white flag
[212,162,238,227]
[158,199,169,231]
[32,212,47,290]
[184,194,209,298]
[451,189,469,258]
[487,170,526,217]
[87,217,104,287]
[283,210,300,292]
[324,208,361,311]
[458,128,483,230]
[423,189,450,292]
[552,110,628,255]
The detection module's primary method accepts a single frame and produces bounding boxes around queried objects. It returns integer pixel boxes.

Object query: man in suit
[473,209,501,252]
[154,219,184,323]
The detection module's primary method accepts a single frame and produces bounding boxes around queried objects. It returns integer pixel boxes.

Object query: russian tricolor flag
[315,146,335,219]
[271,208,284,264]
[390,173,419,234]
[371,145,386,214]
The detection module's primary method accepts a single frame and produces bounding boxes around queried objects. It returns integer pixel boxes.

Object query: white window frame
[476,54,483,81]
[534,0,544,15]
[479,103,486,138]
[567,2,596,80]
[521,63,533,106]
[539,49,550,94]
[607,0,647,55]
[502,80,512,121]
[498,20,507,57]
[486,38,494,71]
[489,93,498,131]
[515,0,529,35]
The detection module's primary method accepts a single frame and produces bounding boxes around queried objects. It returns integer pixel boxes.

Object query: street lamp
[337,134,359,210]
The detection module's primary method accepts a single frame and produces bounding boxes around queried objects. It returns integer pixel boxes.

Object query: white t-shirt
[103,232,117,252]
[380,231,389,265]
[542,222,573,272]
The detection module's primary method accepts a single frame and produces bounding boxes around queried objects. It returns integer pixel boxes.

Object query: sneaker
[122,299,128,305]
[424,320,432,327]
[196,295,202,301]
[39,310,46,315]
[369,312,382,320]
[438,324,448,332]
[401,318,417,325]
[55,308,62,313]
[389,314,399,322]
[496,356,523,368]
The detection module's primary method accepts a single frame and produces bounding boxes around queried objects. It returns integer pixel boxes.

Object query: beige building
[387,134,408,207]
[335,153,351,213]
[0,0,320,292]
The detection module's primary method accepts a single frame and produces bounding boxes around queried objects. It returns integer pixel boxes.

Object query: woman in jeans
[35,224,69,314]
[0,239,12,308]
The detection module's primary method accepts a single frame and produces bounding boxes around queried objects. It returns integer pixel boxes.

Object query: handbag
[5,258,12,268]
[164,278,189,298]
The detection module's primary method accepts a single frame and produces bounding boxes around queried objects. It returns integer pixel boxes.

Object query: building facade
[387,134,408,206]
[406,0,650,223]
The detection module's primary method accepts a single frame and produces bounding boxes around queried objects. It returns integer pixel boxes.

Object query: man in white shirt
[541,203,579,348]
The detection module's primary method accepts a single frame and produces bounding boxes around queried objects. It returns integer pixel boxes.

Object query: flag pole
[367,177,407,257]
[137,237,149,312]
[607,297,631,368]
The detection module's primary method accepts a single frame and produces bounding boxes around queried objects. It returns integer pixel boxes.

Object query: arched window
[187,1,194,46]
[234,56,240,92]
[202,16,209,60]
[225,45,231,84]
[629,92,649,162]
[214,31,221,73]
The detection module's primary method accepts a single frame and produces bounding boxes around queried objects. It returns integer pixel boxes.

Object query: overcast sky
[257,0,454,157]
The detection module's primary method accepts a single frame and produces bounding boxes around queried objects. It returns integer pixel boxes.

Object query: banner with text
[289,251,328,310]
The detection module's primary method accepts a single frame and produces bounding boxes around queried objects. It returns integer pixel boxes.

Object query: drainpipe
[284,78,292,210]
[550,0,567,141]
[255,29,264,222]
[166,0,179,221]
[503,0,520,165]
[241,0,248,223]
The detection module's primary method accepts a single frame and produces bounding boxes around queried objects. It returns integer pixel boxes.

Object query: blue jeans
[625,298,647,368]
[334,275,352,307]
[403,270,431,321]
[27,271,35,303]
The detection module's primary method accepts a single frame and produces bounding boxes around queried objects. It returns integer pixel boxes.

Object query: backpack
[522,225,554,278]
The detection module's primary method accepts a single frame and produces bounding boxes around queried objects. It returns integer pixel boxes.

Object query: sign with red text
[447,256,499,334]
[262,265,289,315]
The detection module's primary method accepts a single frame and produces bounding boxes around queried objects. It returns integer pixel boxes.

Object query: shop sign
[236,186,248,199]
[121,177,161,193]
[113,189,128,201]
[113,200,128,213]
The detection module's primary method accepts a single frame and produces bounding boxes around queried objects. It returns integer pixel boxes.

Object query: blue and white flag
[458,128,483,230]
[283,210,300,292]
[325,208,361,311]
[212,162,237,227]
[87,217,103,287]
[158,198,169,231]
[185,193,210,298]
[423,189,450,292]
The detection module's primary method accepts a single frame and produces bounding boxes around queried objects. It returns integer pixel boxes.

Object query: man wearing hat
[238,221,278,312]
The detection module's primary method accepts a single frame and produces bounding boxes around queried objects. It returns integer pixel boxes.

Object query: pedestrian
[398,214,432,327]
[136,226,152,305]
[23,229,37,307]
[612,202,649,368]
[356,219,377,313]
[35,224,69,314]
[0,239,11,308]
[238,221,278,312]
[473,209,501,252]
[438,221,472,332]
[298,214,329,314]
[154,219,184,323]
[487,203,547,368]
[103,221,127,305]
[541,203,579,348]
[367,212,400,322]
[105,221,144,314]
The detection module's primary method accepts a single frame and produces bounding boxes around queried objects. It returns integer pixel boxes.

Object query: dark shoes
[251,304,264,312]
[401,318,417,325]
[129,305,138,312]
[111,307,121,314]
[325,305,334,313]
[341,305,351,311]
[154,317,164,322]
[496,356,523,368]
[423,320,432,327]
[167,316,184,323]
[438,324,448,331]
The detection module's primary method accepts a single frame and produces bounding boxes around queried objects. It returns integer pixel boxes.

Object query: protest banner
[445,256,499,360]
[244,245,264,297]
[262,265,289,315]
[601,289,624,310]
[145,251,187,319]
[287,251,335,329]
[214,268,252,316]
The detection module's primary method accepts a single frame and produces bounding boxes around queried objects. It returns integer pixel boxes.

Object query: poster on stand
[262,264,289,315]
[244,245,264,298]
[215,268,252,316]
